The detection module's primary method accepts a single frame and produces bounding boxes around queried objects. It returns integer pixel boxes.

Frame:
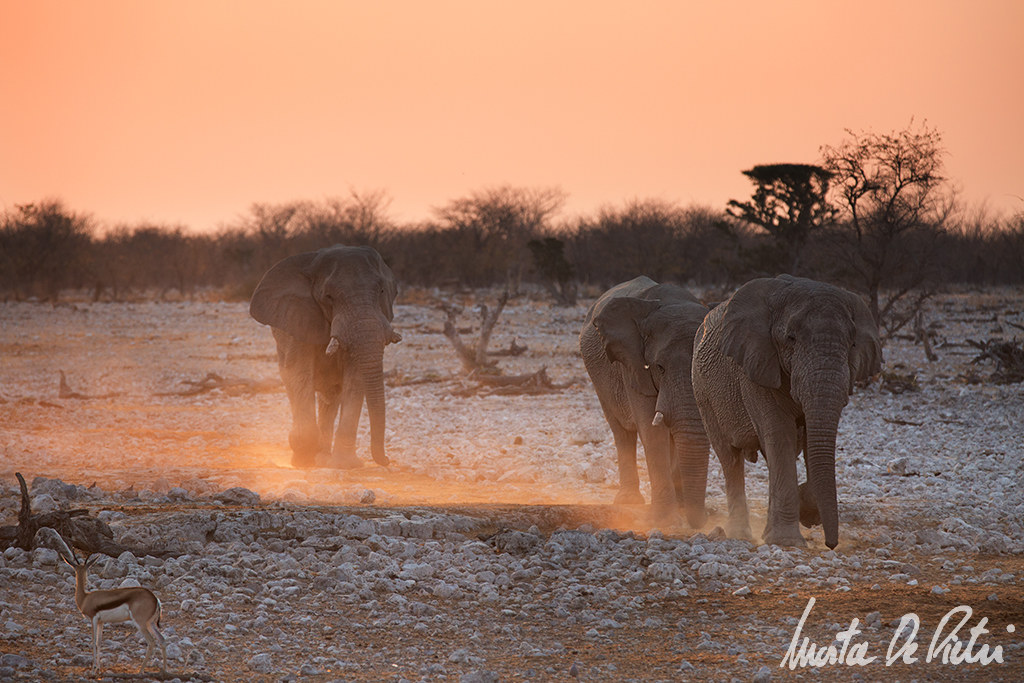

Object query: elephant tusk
[652,411,665,427]
[325,338,340,355]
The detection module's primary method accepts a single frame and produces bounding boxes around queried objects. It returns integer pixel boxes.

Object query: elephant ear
[379,260,398,321]
[720,277,789,389]
[593,297,660,396]
[842,289,883,382]
[249,251,329,346]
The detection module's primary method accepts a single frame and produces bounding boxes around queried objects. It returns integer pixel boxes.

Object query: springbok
[39,528,167,673]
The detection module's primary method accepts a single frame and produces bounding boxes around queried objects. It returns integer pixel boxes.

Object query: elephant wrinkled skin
[580,276,711,528]
[250,245,400,469]
[692,275,881,548]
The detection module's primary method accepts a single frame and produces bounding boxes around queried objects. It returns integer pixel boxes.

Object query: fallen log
[490,338,528,357]
[1,473,173,559]
[967,338,1024,384]
[452,367,571,397]
[59,370,122,399]
[155,372,281,397]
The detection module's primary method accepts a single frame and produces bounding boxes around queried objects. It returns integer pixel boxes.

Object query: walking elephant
[692,275,881,548]
[250,245,401,469]
[580,276,711,528]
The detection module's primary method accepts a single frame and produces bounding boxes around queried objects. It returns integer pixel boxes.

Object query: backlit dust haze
[2,0,1022,231]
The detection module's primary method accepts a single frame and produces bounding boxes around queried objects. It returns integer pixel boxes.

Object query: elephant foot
[762,526,807,548]
[290,452,317,469]
[648,505,685,530]
[614,488,645,505]
[726,520,754,543]
[288,431,319,468]
[331,451,364,469]
[683,505,707,530]
[371,452,390,467]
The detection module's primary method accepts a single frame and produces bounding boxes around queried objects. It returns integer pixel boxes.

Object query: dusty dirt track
[1,287,1023,682]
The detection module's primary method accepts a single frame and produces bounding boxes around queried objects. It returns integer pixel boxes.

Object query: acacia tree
[820,121,955,330]
[727,163,836,274]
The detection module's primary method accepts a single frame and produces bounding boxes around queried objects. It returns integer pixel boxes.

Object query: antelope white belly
[94,604,132,624]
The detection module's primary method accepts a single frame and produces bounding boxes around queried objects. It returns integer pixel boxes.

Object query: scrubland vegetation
[3,124,1022,332]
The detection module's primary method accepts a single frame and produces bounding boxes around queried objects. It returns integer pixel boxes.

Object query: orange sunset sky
[2,1,1022,232]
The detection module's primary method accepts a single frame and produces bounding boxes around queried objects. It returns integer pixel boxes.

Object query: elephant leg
[761,430,805,547]
[331,378,364,469]
[716,446,753,541]
[609,421,643,504]
[273,330,319,467]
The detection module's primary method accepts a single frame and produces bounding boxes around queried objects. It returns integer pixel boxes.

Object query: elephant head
[720,274,881,548]
[592,285,710,527]
[249,245,400,466]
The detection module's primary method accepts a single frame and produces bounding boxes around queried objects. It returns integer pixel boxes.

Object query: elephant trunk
[358,344,389,466]
[799,372,847,550]
[674,429,710,529]
[656,386,709,529]
[330,312,391,467]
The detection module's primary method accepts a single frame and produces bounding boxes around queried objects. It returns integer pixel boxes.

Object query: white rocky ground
[0,287,1022,682]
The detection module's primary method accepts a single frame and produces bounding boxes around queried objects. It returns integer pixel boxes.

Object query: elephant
[580,276,712,528]
[249,245,401,469]
[691,275,881,548]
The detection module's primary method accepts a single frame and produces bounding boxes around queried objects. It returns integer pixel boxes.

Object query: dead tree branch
[913,310,938,362]
[59,371,122,399]
[474,290,508,366]
[967,338,1024,384]
[440,290,521,372]
[881,288,936,339]
[452,366,571,397]
[155,372,281,397]
[490,338,528,357]
[1,473,174,558]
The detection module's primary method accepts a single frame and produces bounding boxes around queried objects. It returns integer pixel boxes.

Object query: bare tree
[433,186,566,288]
[440,290,512,372]
[0,200,93,301]
[297,190,395,248]
[572,199,688,284]
[945,205,1024,284]
[820,121,955,331]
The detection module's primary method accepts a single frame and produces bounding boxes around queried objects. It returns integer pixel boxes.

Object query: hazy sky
[2,1,1022,231]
